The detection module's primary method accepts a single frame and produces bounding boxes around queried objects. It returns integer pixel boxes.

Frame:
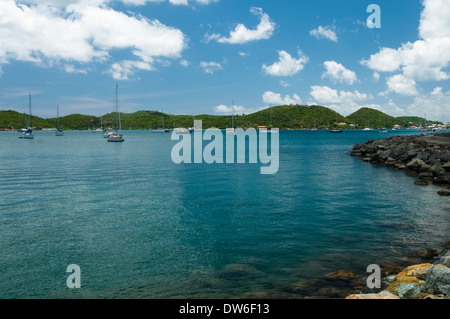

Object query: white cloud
[310,86,372,104]
[64,64,87,74]
[120,0,218,6]
[262,91,302,105]
[109,59,153,80]
[361,47,402,73]
[385,74,419,96]
[279,80,290,87]
[322,61,358,85]
[309,85,376,116]
[215,103,262,115]
[262,50,308,77]
[200,61,222,74]
[0,1,186,79]
[207,7,275,44]
[373,72,380,82]
[388,87,450,121]
[180,59,190,67]
[310,25,338,42]
[215,104,246,114]
[361,0,450,86]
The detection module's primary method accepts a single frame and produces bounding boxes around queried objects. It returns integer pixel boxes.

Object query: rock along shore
[345,242,450,299]
[349,132,450,196]
[343,132,450,299]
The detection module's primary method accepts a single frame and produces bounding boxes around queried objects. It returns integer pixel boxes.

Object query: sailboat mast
[270,103,272,127]
[116,84,122,130]
[29,92,32,129]
[232,100,235,129]
[56,104,59,129]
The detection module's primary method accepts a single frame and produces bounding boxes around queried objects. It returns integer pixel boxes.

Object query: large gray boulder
[422,266,450,295]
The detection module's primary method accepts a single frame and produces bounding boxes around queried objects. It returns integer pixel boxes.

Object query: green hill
[395,116,442,127]
[0,110,52,130]
[347,107,397,129]
[238,104,349,129]
[0,106,445,130]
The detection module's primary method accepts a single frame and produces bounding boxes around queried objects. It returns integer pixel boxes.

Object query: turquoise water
[0,129,449,298]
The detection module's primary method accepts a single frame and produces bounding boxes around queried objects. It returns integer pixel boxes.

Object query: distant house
[393,124,402,129]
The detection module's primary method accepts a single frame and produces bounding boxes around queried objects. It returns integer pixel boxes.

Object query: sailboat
[92,116,103,132]
[55,104,64,136]
[172,115,191,134]
[19,92,34,139]
[330,112,342,133]
[363,116,372,130]
[152,109,170,133]
[268,104,279,133]
[107,84,124,142]
[226,101,237,135]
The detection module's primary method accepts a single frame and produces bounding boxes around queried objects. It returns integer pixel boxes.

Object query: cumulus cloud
[207,7,275,44]
[215,104,247,114]
[262,50,308,77]
[0,1,187,79]
[309,86,376,116]
[310,25,338,42]
[361,0,450,89]
[310,86,372,104]
[179,59,190,67]
[386,87,450,120]
[120,0,218,6]
[322,61,358,85]
[200,61,223,74]
[385,74,419,96]
[264,92,298,105]
[262,91,302,105]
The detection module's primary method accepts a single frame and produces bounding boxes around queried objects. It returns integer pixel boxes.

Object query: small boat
[103,128,114,138]
[173,127,191,134]
[330,129,343,133]
[93,116,104,133]
[363,127,372,131]
[19,93,34,139]
[20,128,34,139]
[152,128,170,133]
[107,131,124,142]
[226,128,237,135]
[107,85,124,143]
[379,128,389,133]
[151,109,170,133]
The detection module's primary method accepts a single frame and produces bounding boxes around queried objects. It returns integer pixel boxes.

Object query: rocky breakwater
[346,242,450,299]
[349,132,450,196]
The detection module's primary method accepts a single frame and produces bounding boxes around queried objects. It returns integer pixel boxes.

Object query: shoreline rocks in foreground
[345,242,450,299]
[349,132,450,195]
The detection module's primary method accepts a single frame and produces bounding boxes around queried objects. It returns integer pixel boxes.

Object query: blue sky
[0,0,449,121]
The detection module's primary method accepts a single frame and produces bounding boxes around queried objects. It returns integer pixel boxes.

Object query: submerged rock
[415,248,439,260]
[437,189,450,196]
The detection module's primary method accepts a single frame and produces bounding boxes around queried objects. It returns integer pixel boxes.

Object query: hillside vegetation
[0,105,444,130]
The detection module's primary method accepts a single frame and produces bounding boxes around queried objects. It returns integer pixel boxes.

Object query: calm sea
[0,129,449,298]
